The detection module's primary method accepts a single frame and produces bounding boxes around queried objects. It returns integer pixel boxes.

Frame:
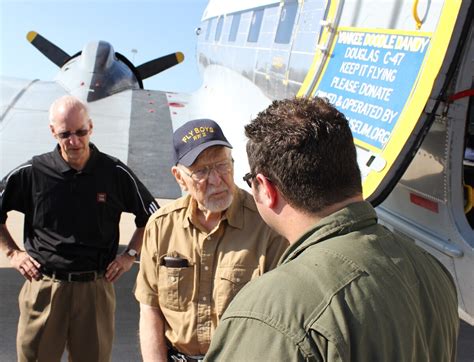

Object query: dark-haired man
[135,119,288,361]
[205,97,459,361]
[0,95,159,361]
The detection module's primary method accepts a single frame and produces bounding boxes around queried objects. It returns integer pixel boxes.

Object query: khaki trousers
[16,276,115,362]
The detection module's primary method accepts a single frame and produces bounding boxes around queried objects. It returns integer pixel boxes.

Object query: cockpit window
[215,16,224,42]
[248,9,264,43]
[229,13,241,42]
[205,18,215,41]
[275,1,298,44]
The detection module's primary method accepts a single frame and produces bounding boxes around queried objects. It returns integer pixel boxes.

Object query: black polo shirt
[0,144,159,271]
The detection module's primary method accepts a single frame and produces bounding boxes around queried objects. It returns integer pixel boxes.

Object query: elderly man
[205,97,459,361]
[135,119,288,361]
[0,95,158,361]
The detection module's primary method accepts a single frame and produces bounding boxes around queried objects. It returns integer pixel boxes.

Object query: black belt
[168,347,204,362]
[42,268,104,282]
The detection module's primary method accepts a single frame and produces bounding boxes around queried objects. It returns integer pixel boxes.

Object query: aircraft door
[266,0,338,99]
[300,0,469,206]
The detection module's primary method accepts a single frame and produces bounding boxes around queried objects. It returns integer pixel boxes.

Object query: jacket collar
[280,201,378,265]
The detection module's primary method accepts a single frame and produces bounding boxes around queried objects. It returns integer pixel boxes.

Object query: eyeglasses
[243,172,255,188]
[243,172,274,188]
[181,160,233,182]
[56,128,90,140]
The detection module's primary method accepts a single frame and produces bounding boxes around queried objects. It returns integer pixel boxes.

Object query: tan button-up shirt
[135,188,288,356]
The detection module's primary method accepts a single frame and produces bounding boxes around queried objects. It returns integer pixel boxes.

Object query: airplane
[1,31,185,199]
[0,0,472,326]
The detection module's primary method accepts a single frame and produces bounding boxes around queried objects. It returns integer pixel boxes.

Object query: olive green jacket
[205,201,459,361]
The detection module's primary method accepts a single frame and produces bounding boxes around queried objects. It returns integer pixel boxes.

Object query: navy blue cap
[173,119,232,166]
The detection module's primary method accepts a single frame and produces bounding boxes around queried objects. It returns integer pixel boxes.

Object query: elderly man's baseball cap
[173,119,232,166]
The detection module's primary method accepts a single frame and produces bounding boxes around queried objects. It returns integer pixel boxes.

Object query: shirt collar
[52,143,98,174]
[224,188,244,229]
[52,145,71,173]
[183,187,243,230]
[82,143,99,173]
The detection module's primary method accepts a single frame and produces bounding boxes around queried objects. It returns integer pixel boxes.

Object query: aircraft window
[229,13,241,42]
[215,16,224,42]
[275,1,298,44]
[205,18,215,41]
[248,9,264,43]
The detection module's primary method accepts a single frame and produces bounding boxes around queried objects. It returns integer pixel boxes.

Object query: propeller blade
[27,31,70,68]
[136,52,184,80]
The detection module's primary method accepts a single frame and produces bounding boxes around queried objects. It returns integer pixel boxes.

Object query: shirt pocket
[158,264,195,311]
[215,266,260,317]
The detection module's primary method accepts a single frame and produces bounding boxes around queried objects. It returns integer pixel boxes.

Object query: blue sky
[0,0,209,93]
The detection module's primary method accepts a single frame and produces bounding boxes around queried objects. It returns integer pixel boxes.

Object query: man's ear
[255,173,278,209]
[88,119,93,135]
[49,124,56,137]
[172,166,188,191]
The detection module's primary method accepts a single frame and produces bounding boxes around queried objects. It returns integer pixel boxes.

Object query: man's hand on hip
[9,250,42,281]
[105,252,135,282]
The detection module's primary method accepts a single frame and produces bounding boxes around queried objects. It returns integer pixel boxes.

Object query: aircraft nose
[80,41,115,71]
[58,40,141,102]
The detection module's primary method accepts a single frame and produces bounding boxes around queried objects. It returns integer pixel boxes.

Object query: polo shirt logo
[97,193,107,203]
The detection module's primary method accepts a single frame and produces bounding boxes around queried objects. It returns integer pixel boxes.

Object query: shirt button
[204,266,209,271]
[236,278,241,282]
[202,296,207,301]
[207,236,211,240]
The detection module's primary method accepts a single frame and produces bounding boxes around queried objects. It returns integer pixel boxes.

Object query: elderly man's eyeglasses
[56,129,90,139]
[243,172,256,187]
[181,160,233,182]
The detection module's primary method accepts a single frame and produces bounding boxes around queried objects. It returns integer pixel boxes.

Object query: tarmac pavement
[0,266,142,362]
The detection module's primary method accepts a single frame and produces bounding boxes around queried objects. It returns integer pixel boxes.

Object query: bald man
[0,95,159,361]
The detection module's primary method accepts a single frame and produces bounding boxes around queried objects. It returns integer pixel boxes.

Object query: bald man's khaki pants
[16,276,115,362]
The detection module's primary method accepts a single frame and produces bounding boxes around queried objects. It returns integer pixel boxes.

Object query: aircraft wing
[0,75,182,199]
